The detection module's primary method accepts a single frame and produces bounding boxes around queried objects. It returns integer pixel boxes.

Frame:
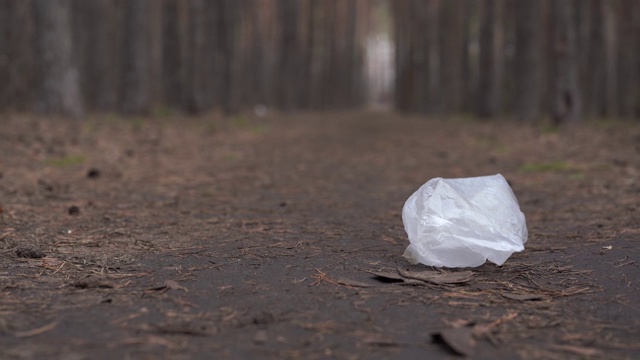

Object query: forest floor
[0,111,639,359]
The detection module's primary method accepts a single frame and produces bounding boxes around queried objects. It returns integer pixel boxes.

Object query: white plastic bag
[402,174,527,268]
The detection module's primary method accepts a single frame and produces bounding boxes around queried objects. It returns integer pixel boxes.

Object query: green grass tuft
[45,155,86,168]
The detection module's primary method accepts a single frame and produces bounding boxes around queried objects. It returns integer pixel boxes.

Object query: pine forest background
[0,0,639,124]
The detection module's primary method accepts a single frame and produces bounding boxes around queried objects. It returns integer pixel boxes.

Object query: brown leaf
[368,270,425,286]
[147,280,188,293]
[368,270,405,282]
[397,268,474,285]
[432,326,476,356]
[164,280,188,292]
[336,278,374,288]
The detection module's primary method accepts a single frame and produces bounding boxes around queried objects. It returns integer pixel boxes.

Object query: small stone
[87,168,101,179]
[254,330,268,344]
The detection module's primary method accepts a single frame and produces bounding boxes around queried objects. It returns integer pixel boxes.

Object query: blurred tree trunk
[514,0,540,122]
[72,0,115,111]
[411,0,429,113]
[203,2,222,109]
[121,0,150,115]
[147,1,163,110]
[439,1,465,114]
[551,0,582,124]
[394,0,443,113]
[344,0,357,107]
[8,2,36,111]
[278,0,299,111]
[476,0,503,119]
[215,0,239,114]
[426,0,441,113]
[617,0,640,118]
[461,0,476,113]
[183,0,206,113]
[33,0,83,118]
[161,0,181,109]
[393,0,416,112]
[585,0,605,117]
[602,0,618,117]
[324,0,344,108]
[320,0,336,109]
[0,0,13,109]
[300,0,316,109]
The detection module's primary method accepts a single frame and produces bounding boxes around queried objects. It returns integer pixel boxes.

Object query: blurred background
[0,0,639,123]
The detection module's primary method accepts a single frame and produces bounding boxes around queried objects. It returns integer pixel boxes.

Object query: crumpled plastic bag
[402,174,527,268]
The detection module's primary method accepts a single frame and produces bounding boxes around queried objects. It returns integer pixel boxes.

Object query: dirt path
[1,112,639,359]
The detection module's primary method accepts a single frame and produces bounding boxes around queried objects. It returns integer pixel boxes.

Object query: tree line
[3,0,639,122]
[393,0,640,122]
[0,0,371,117]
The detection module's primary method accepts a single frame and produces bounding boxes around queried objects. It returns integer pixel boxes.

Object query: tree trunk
[300,0,316,109]
[216,0,239,114]
[514,0,540,122]
[278,0,299,111]
[585,0,605,117]
[603,0,618,117]
[183,0,206,113]
[121,0,151,115]
[426,0,441,113]
[344,0,357,107]
[161,0,182,109]
[393,0,412,112]
[439,1,465,114]
[617,0,640,118]
[72,0,115,111]
[33,0,83,118]
[476,0,503,119]
[411,0,429,113]
[551,0,582,124]
[0,0,12,109]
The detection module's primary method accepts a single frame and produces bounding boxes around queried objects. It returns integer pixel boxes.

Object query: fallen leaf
[368,271,405,282]
[165,280,188,292]
[368,270,425,286]
[432,326,476,356]
[336,278,374,288]
[147,280,188,293]
[397,268,474,285]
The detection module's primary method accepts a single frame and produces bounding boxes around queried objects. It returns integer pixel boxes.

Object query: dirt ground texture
[0,112,639,359]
